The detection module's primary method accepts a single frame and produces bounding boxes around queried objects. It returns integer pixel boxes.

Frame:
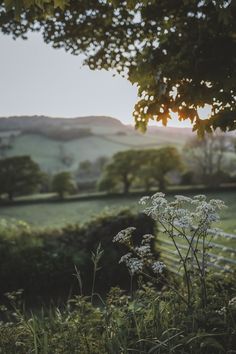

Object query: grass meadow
[0,190,236,233]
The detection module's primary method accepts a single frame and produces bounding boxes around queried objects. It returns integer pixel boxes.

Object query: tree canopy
[52,171,75,198]
[184,133,235,186]
[99,148,182,193]
[1,0,235,135]
[0,155,43,200]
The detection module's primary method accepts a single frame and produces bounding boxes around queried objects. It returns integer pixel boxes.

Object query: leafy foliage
[0,1,235,133]
[0,194,235,352]
[0,155,43,200]
[184,132,236,186]
[98,148,182,193]
[52,171,76,198]
[0,271,235,352]
[0,209,156,302]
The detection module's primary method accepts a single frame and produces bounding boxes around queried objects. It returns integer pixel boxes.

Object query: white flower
[128,258,144,275]
[135,245,151,257]
[113,227,136,244]
[193,195,207,201]
[139,196,150,205]
[119,253,132,264]
[152,261,166,274]
[216,306,226,315]
[151,192,165,199]
[175,195,192,203]
[119,254,144,275]
[142,234,155,244]
[209,199,226,210]
[229,297,236,307]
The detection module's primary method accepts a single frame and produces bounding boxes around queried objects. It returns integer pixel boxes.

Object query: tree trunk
[158,178,166,192]
[8,191,13,201]
[59,191,64,199]
[144,181,151,192]
[123,178,130,194]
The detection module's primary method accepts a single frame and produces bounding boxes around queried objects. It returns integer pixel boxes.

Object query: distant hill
[0,115,194,173]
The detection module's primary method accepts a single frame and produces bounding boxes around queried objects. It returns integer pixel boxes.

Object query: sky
[0,32,193,127]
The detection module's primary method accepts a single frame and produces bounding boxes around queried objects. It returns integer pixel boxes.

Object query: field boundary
[158,230,236,275]
[0,185,236,207]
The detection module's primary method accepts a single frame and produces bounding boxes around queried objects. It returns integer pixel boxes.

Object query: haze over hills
[0,115,194,173]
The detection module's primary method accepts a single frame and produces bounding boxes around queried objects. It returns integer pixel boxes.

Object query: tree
[184,133,234,186]
[78,160,93,176]
[0,156,42,200]
[52,171,76,198]
[138,148,183,191]
[0,1,235,134]
[99,150,139,194]
[99,148,182,193]
[97,174,117,193]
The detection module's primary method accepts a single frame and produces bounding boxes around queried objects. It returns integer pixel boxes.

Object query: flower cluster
[113,227,136,245]
[152,261,166,274]
[113,224,163,276]
[228,296,236,308]
[114,192,229,310]
[217,297,236,316]
[140,193,226,237]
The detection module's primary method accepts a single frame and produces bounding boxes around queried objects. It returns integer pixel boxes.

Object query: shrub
[0,275,235,353]
[0,193,236,353]
[0,209,156,304]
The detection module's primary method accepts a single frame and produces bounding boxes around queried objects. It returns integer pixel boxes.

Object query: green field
[0,191,236,233]
[2,121,192,174]
[6,132,186,173]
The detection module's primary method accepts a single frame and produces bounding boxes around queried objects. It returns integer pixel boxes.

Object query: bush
[0,275,235,353]
[0,193,236,353]
[0,210,156,304]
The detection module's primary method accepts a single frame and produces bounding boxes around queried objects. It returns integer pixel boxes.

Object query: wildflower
[119,253,144,275]
[142,234,155,244]
[175,195,192,203]
[152,261,166,274]
[119,253,132,264]
[139,196,150,205]
[209,199,226,209]
[228,297,236,308]
[216,306,226,315]
[151,192,165,199]
[193,195,207,201]
[128,258,144,275]
[113,227,136,244]
[135,245,152,257]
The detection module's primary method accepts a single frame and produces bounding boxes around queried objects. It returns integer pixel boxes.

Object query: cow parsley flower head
[216,306,226,315]
[135,245,152,258]
[229,297,236,308]
[142,234,155,244]
[193,194,207,202]
[175,195,192,203]
[113,227,136,244]
[119,253,144,275]
[152,261,166,274]
[119,254,143,275]
[128,258,144,275]
[119,253,132,264]
[139,196,150,205]
[152,192,165,199]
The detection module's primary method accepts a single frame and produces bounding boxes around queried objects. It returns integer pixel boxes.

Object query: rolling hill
[0,115,194,173]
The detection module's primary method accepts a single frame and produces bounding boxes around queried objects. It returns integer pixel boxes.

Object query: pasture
[0,190,236,233]
[3,127,192,173]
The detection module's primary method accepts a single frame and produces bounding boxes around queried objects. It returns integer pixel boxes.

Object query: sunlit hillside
[0,115,194,173]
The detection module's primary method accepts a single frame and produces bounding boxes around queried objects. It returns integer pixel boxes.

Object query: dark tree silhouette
[0,156,43,200]
[0,0,235,134]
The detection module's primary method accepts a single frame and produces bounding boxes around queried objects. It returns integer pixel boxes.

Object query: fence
[158,229,236,275]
